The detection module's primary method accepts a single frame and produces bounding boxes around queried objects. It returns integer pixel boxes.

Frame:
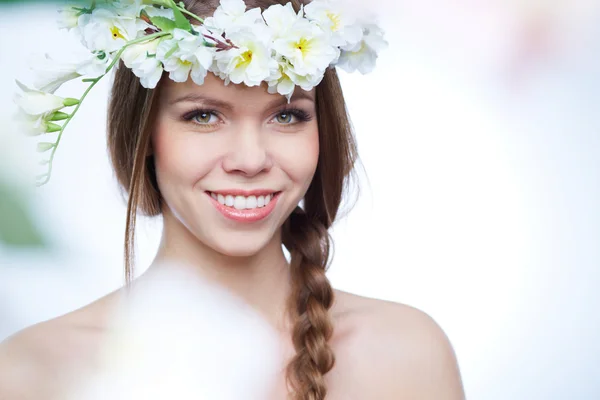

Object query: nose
[222,125,273,177]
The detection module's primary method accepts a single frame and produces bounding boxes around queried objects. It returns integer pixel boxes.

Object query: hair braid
[283,206,336,400]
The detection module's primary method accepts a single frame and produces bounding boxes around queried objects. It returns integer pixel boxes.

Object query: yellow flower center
[295,38,311,57]
[327,11,341,32]
[111,26,125,40]
[236,50,253,68]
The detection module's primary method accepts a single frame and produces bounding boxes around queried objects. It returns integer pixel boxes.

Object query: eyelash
[182,107,313,128]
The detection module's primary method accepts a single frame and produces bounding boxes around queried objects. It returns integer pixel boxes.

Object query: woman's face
[152,73,319,257]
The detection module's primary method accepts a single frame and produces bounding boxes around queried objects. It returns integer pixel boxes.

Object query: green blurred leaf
[150,15,177,32]
[171,1,192,31]
[0,182,46,248]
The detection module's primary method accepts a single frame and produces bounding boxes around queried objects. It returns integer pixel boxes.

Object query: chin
[205,230,276,258]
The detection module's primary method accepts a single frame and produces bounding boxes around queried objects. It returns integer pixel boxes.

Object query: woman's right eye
[191,111,219,125]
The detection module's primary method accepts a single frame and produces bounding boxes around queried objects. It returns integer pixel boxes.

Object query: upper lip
[207,189,279,197]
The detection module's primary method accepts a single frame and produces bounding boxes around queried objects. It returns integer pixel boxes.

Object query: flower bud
[46,123,62,133]
[37,142,56,152]
[63,98,80,107]
[49,111,69,121]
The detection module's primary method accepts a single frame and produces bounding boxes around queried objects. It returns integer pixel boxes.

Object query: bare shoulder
[331,290,465,399]
[0,293,117,400]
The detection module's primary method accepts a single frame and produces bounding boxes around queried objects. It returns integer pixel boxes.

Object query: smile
[206,191,281,223]
[207,191,277,210]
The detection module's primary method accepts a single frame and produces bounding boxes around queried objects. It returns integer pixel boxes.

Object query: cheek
[152,120,220,186]
[274,128,320,185]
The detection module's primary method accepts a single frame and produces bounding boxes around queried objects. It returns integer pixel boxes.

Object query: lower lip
[207,192,281,223]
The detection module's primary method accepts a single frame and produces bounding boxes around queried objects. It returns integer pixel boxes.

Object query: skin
[0,74,465,400]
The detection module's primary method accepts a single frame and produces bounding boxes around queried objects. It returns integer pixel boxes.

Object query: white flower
[271,18,339,77]
[16,113,58,136]
[135,57,164,89]
[262,2,303,38]
[213,27,277,87]
[203,0,264,35]
[337,24,387,74]
[31,54,81,94]
[157,29,214,85]
[57,4,80,31]
[14,81,67,117]
[76,52,112,78]
[122,38,157,68]
[268,61,323,99]
[13,81,74,136]
[267,74,295,99]
[304,0,363,49]
[78,7,143,53]
[123,39,164,89]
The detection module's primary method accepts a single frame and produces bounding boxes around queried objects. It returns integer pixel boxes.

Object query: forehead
[158,72,316,110]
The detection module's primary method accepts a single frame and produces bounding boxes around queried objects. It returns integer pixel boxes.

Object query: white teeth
[234,196,245,210]
[210,192,276,210]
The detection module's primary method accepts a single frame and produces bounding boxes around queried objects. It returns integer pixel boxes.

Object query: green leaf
[37,142,55,152]
[150,16,177,32]
[171,3,192,32]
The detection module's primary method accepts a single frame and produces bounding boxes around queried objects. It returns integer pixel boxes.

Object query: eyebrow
[168,90,315,109]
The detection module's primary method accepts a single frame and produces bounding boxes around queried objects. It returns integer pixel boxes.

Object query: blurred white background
[1,1,599,399]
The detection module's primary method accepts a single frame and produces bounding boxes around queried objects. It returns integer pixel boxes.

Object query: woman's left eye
[272,109,312,125]
[275,112,294,124]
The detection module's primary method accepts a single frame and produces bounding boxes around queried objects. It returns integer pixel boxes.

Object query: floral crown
[14,0,387,186]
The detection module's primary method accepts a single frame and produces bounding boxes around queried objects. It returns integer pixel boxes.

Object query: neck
[148,210,294,334]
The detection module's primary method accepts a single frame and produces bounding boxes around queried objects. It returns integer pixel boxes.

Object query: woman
[1,0,465,399]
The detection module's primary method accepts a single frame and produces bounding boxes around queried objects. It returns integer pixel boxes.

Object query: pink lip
[207,192,281,223]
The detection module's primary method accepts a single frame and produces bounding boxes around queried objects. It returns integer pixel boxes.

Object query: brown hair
[107,1,358,398]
